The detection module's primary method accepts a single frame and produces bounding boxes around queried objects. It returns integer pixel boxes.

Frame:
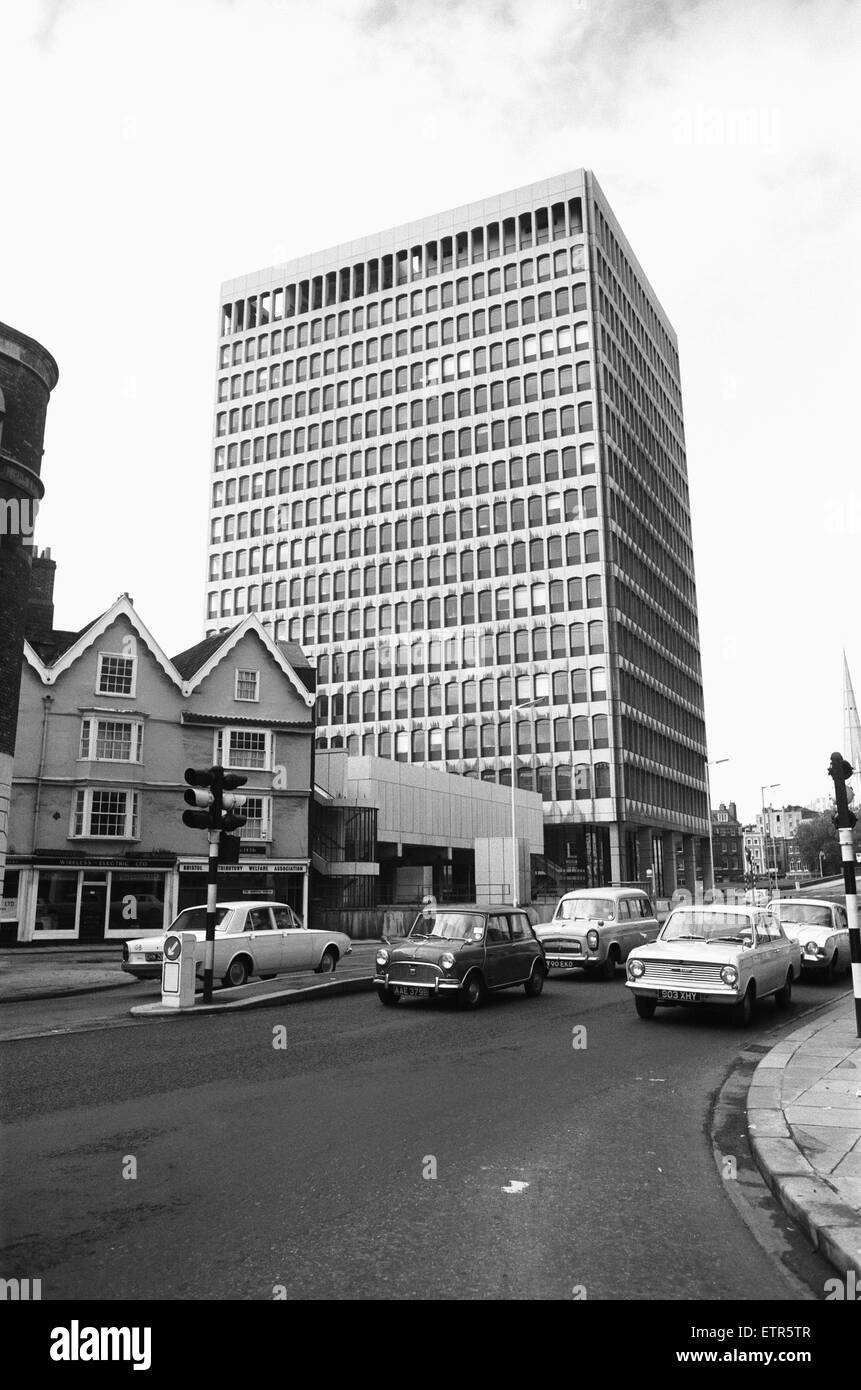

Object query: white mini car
[766,898,851,981]
[626,904,801,1026]
[122,901,352,988]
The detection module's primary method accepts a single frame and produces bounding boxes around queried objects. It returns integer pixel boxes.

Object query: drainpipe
[32,694,53,849]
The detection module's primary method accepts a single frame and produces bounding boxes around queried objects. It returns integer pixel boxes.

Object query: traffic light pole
[203,828,220,1005]
[828,751,861,1037]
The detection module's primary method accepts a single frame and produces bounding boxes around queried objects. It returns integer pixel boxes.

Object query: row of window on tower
[220,198,585,337]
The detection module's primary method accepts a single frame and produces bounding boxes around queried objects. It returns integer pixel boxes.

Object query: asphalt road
[0,967,844,1301]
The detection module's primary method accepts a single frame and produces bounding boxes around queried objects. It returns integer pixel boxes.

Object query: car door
[637,896,660,945]
[507,911,538,982]
[615,898,638,959]
[833,905,851,970]
[242,907,281,974]
[272,905,313,971]
[484,914,514,987]
[755,913,784,993]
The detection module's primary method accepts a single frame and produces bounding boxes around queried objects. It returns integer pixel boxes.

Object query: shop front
[5,856,177,943]
[176,858,310,924]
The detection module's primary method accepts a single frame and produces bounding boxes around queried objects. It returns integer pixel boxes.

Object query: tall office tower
[206,171,708,891]
[0,322,58,898]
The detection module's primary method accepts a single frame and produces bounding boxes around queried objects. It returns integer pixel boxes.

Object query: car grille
[542,937,582,953]
[638,959,726,987]
[387,962,441,985]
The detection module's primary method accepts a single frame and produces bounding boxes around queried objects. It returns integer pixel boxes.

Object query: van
[534,886,660,979]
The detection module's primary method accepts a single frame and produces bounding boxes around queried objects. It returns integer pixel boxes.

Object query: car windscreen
[661,910,753,942]
[166,907,232,934]
[556,898,615,921]
[777,904,832,927]
[409,912,483,941]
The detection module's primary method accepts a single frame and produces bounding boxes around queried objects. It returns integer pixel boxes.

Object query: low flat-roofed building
[313,750,544,907]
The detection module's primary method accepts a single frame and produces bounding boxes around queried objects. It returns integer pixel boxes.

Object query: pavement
[747,996,861,1282]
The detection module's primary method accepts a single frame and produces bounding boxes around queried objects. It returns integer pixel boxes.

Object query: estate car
[534,886,660,979]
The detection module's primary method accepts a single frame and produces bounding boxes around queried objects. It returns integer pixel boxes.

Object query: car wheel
[524,961,546,997]
[377,985,400,1007]
[223,957,249,989]
[775,971,793,1009]
[315,948,337,975]
[731,984,755,1028]
[599,948,619,981]
[461,972,485,1010]
[635,996,657,1020]
[825,952,840,984]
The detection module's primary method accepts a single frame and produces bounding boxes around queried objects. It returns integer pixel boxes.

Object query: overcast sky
[4,0,859,824]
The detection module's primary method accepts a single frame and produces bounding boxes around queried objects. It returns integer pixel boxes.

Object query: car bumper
[626,980,738,1006]
[374,974,461,995]
[799,953,829,971]
[543,952,600,969]
[121,962,162,979]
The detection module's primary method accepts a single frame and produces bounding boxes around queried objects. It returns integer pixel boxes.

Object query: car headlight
[440,952,455,971]
[375,949,390,967]
[720,965,739,986]
[628,958,645,979]
[805,940,822,955]
[586,929,600,951]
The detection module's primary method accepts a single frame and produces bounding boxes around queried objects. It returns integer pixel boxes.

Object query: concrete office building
[205,170,708,892]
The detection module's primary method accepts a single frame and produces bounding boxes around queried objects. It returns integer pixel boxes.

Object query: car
[534,886,660,980]
[374,903,546,1009]
[121,901,352,987]
[625,904,801,1026]
[766,897,851,981]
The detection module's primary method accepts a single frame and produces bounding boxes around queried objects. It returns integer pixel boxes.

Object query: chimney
[25,547,56,642]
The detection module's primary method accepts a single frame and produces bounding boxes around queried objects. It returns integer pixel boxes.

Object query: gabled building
[2,586,314,944]
[710,801,743,880]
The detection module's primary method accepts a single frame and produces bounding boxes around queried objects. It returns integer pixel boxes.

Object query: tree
[794,812,847,875]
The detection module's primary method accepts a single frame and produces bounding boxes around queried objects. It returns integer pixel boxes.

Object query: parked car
[626,904,801,1026]
[534,887,660,979]
[767,898,851,981]
[374,903,546,1009]
[121,902,352,987]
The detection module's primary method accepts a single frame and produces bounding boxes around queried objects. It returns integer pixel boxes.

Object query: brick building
[0,322,58,900]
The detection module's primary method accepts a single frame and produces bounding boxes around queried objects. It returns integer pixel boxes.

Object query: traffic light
[828,751,857,829]
[181,766,249,833]
[219,772,248,832]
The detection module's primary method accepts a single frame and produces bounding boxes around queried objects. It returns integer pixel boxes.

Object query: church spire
[843,652,861,772]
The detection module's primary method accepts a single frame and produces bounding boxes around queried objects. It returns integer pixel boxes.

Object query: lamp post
[761,782,780,887]
[705,757,729,888]
[818,848,826,879]
[509,694,549,906]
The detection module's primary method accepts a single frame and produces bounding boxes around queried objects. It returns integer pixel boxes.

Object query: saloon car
[626,904,801,1026]
[374,903,546,1008]
[534,887,660,979]
[767,898,851,980]
[121,901,352,987]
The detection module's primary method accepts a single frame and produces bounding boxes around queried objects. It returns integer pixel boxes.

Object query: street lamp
[705,757,729,887]
[761,782,780,886]
[818,849,826,879]
[509,694,549,906]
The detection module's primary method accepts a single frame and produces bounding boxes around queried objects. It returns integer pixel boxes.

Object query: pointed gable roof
[176,614,314,706]
[24,594,181,689]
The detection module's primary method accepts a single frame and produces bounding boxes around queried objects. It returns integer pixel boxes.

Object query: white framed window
[79,718,143,763]
[71,789,140,840]
[239,795,270,842]
[214,727,272,770]
[235,668,259,701]
[96,652,137,697]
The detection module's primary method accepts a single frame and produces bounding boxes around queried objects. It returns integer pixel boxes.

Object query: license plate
[547,957,576,968]
[145,953,161,962]
[393,984,429,997]
[658,988,699,1002]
